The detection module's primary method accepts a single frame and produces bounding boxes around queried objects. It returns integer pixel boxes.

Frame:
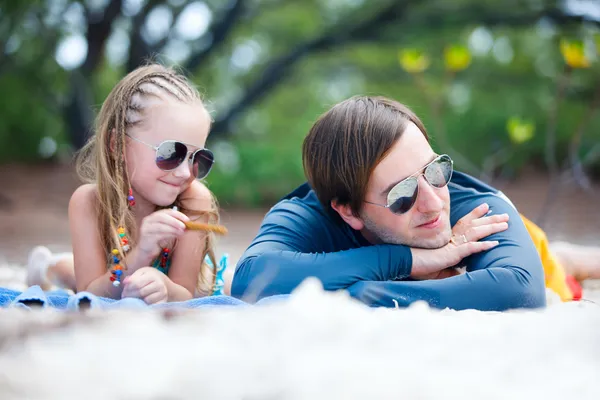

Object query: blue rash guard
[231,171,547,311]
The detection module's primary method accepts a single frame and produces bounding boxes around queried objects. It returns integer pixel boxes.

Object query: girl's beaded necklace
[109,195,173,287]
[108,200,224,295]
[109,227,132,287]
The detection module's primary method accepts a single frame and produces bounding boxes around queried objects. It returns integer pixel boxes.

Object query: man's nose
[414,175,444,213]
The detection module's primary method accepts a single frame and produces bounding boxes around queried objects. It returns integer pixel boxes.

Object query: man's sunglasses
[365,154,453,215]
[126,134,214,179]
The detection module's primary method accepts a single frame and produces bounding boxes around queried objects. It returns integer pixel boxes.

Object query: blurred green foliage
[0,0,599,207]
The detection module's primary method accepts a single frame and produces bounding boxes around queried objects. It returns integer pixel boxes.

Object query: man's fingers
[455,203,489,228]
[470,213,509,227]
[466,222,508,241]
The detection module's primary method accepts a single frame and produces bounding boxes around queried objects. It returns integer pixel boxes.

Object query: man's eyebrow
[380,154,438,196]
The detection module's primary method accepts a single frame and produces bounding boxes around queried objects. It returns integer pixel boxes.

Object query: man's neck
[355,228,380,245]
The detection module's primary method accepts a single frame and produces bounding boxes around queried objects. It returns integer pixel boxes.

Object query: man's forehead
[370,124,435,193]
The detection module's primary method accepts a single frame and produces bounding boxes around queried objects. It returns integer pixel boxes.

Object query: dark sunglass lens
[156,142,187,170]
[192,149,215,179]
[426,155,453,188]
[388,178,419,214]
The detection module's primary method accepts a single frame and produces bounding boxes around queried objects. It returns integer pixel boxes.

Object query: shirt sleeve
[231,201,412,300]
[345,193,547,311]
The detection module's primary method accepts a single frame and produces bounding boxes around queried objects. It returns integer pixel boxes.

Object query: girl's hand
[121,267,168,304]
[137,209,189,257]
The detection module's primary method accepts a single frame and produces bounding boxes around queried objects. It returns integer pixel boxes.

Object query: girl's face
[125,100,211,208]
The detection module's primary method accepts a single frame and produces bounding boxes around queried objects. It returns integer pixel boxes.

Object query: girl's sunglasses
[126,134,215,179]
[365,154,453,215]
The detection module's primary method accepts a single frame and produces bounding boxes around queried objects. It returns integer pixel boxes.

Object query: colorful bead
[109,226,131,287]
[159,247,170,268]
[109,224,173,284]
[128,188,135,207]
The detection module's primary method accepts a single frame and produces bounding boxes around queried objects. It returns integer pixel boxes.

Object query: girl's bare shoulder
[69,184,98,215]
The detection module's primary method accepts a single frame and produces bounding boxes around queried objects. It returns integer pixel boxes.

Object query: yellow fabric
[520,214,573,302]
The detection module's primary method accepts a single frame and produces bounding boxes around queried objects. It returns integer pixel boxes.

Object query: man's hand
[122,267,169,305]
[418,267,465,280]
[411,203,509,279]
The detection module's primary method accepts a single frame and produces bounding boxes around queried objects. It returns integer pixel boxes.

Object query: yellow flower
[444,45,472,72]
[560,39,590,69]
[507,117,535,145]
[398,49,430,73]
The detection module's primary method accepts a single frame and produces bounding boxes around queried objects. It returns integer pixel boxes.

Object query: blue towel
[0,286,286,311]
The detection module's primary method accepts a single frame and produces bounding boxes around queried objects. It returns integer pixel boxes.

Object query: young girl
[26,63,230,303]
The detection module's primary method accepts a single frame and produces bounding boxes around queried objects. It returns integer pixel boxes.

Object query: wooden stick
[184,221,228,235]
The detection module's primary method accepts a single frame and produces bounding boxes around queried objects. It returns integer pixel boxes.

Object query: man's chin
[407,232,452,249]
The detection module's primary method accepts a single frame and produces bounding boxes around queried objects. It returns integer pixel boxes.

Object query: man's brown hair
[302,96,428,216]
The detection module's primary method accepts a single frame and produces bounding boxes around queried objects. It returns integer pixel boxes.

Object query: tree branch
[362,4,600,45]
[184,0,247,74]
[210,0,413,138]
[126,0,163,72]
[65,0,124,150]
[82,0,123,76]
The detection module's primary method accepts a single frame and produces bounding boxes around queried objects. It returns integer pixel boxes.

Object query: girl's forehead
[138,102,210,145]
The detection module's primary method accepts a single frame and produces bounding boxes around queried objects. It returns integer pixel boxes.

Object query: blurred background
[0,0,599,265]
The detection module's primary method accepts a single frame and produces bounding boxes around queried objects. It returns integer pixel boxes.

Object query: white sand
[0,277,599,400]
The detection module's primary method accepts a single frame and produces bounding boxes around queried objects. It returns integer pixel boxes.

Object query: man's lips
[416,215,441,228]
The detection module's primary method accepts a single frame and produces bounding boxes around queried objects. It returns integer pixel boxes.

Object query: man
[231,96,562,311]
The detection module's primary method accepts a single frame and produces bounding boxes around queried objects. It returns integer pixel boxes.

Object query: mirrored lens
[425,155,453,188]
[387,178,419,214]
[192,149,214,179]
[156,141,187,170]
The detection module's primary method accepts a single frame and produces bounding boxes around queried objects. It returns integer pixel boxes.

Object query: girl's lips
[160,181,181,188]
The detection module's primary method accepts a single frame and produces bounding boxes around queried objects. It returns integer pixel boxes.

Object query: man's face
[359,122,452,249]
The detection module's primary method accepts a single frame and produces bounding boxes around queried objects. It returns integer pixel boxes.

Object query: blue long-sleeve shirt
[231,171,547,311]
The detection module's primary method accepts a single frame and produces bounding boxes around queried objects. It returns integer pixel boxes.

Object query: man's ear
[331,199,364,231]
